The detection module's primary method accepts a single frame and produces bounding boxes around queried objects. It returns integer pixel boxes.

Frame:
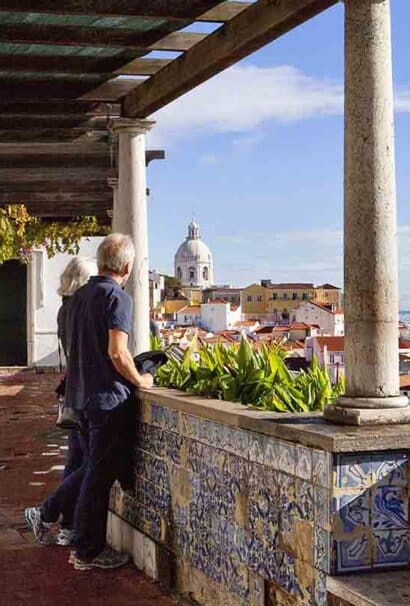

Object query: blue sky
[145,1,410,306]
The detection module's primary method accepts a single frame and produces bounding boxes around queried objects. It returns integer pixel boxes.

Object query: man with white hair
[25,233,153,570]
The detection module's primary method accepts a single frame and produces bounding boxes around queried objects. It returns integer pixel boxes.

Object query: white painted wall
[28,237,102,367]
[295,302,344,336]
[176,307,201,327]
[200,303,242,333]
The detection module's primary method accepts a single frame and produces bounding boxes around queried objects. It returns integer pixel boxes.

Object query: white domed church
[174,220,214,289]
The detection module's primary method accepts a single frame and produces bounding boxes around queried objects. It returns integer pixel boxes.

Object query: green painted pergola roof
[0,0,337,220]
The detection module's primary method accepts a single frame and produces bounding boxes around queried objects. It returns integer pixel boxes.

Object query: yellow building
[242,281,341,322]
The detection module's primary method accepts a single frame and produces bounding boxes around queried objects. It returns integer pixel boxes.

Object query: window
[329,354,335,364]
[189,267,195,280]
[203,267,209,280]
[272,293,277,300]
[292,293,298,300]
[283,293,288,300]
[247,295,252,302]
[302,293,308,301]
[257,295,263,302]
[341,355,344,364]
[177,267,182,280]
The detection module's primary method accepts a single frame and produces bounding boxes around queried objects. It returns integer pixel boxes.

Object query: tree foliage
[164,274,185,299]
[0,204,108,264]
[156,338,345,413]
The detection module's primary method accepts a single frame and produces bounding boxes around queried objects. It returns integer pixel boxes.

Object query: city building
[176,305,202,327]
[305,336,345,383]
[149,270,165,309]
[174,220,214,291]
[295,301,344,336]
[200,302,242,333]
[242,281,342,323]
[202,286,242,307]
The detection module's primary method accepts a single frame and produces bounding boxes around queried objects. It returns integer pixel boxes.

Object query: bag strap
[57,338,63,374]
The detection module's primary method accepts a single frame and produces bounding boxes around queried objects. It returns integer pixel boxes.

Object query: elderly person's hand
[136,373,154,390]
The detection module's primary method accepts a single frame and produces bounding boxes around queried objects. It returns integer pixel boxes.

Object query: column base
[325,398,410,426]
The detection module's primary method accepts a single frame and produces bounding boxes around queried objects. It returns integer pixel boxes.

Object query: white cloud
[148,64,410,146]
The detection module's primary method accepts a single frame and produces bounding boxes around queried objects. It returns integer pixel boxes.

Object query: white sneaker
[24,507,56,545]
[70,546,130,571]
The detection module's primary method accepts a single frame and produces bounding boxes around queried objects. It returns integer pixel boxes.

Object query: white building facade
[200,302,242,333]
[176,306,202,327]
[149,270,165,309]
[295,301,344,336]
[174,221,214,289]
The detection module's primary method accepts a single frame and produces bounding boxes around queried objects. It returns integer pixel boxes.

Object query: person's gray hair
[97,233,135,275]
[58,256,97,297]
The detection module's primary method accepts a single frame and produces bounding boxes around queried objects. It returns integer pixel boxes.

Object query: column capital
[109,118,155,136]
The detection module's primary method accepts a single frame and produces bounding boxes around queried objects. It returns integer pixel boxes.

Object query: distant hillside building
[202,286,241,306]
[242,281,342,323]
[174,220,214,291]
[295,301,344,336]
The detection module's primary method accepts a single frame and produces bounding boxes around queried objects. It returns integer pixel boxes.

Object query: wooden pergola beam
[0,167,111,182]
[11,201,113,218]
[0,115,109,130]
[0,191,111,203]
[0,54,172,77]
[0,130,109,143]
[200,2,252,21]
[124,0,337,117]
[0,23,199,50]
[0,146,162,167]
[2,1,225,20]
[0,143,111,155]
[0,101,117,115]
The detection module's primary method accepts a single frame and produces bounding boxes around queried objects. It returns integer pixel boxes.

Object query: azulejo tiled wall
[334,451,409,572]
[109,397,410,606]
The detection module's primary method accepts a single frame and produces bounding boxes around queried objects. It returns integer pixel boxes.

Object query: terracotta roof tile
[314,336,345,352]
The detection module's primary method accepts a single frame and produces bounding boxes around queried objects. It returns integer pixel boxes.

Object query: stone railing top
[140,387,410,453]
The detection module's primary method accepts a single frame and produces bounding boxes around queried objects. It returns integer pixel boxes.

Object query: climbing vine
[0,204,108,264]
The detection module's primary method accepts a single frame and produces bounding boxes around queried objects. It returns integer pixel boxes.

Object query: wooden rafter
[0,145,162,168]
[0,167,112,183]
[2,1,226,20]
[13,201,113,218]
[0,115,109,130]
[0,23,183,49]
[0,191,111,202]
[123,0,337,117]
[0,102,116,115]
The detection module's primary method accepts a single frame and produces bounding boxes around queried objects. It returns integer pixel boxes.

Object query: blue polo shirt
[65,275,133,411]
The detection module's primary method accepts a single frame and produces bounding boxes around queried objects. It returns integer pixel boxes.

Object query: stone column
[107,177,119,231]
[110,118,155,356]
[325,0,410,425]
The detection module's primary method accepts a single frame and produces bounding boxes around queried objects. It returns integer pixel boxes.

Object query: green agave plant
[156,337,345,413]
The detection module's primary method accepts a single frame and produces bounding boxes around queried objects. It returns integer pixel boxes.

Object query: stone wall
[108,389,410,606]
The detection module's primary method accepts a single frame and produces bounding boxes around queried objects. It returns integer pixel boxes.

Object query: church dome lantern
[174,220,214,289]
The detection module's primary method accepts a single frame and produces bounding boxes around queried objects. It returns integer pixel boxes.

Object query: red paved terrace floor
[0,369,177,606]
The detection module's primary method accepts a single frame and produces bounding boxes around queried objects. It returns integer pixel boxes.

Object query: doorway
[0,260,27,365]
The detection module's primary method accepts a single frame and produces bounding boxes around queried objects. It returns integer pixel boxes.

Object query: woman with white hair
[57,257,97,359]
[56,256,97,545]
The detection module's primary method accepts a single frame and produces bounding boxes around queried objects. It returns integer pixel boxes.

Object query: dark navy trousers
[42,398,136,560]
